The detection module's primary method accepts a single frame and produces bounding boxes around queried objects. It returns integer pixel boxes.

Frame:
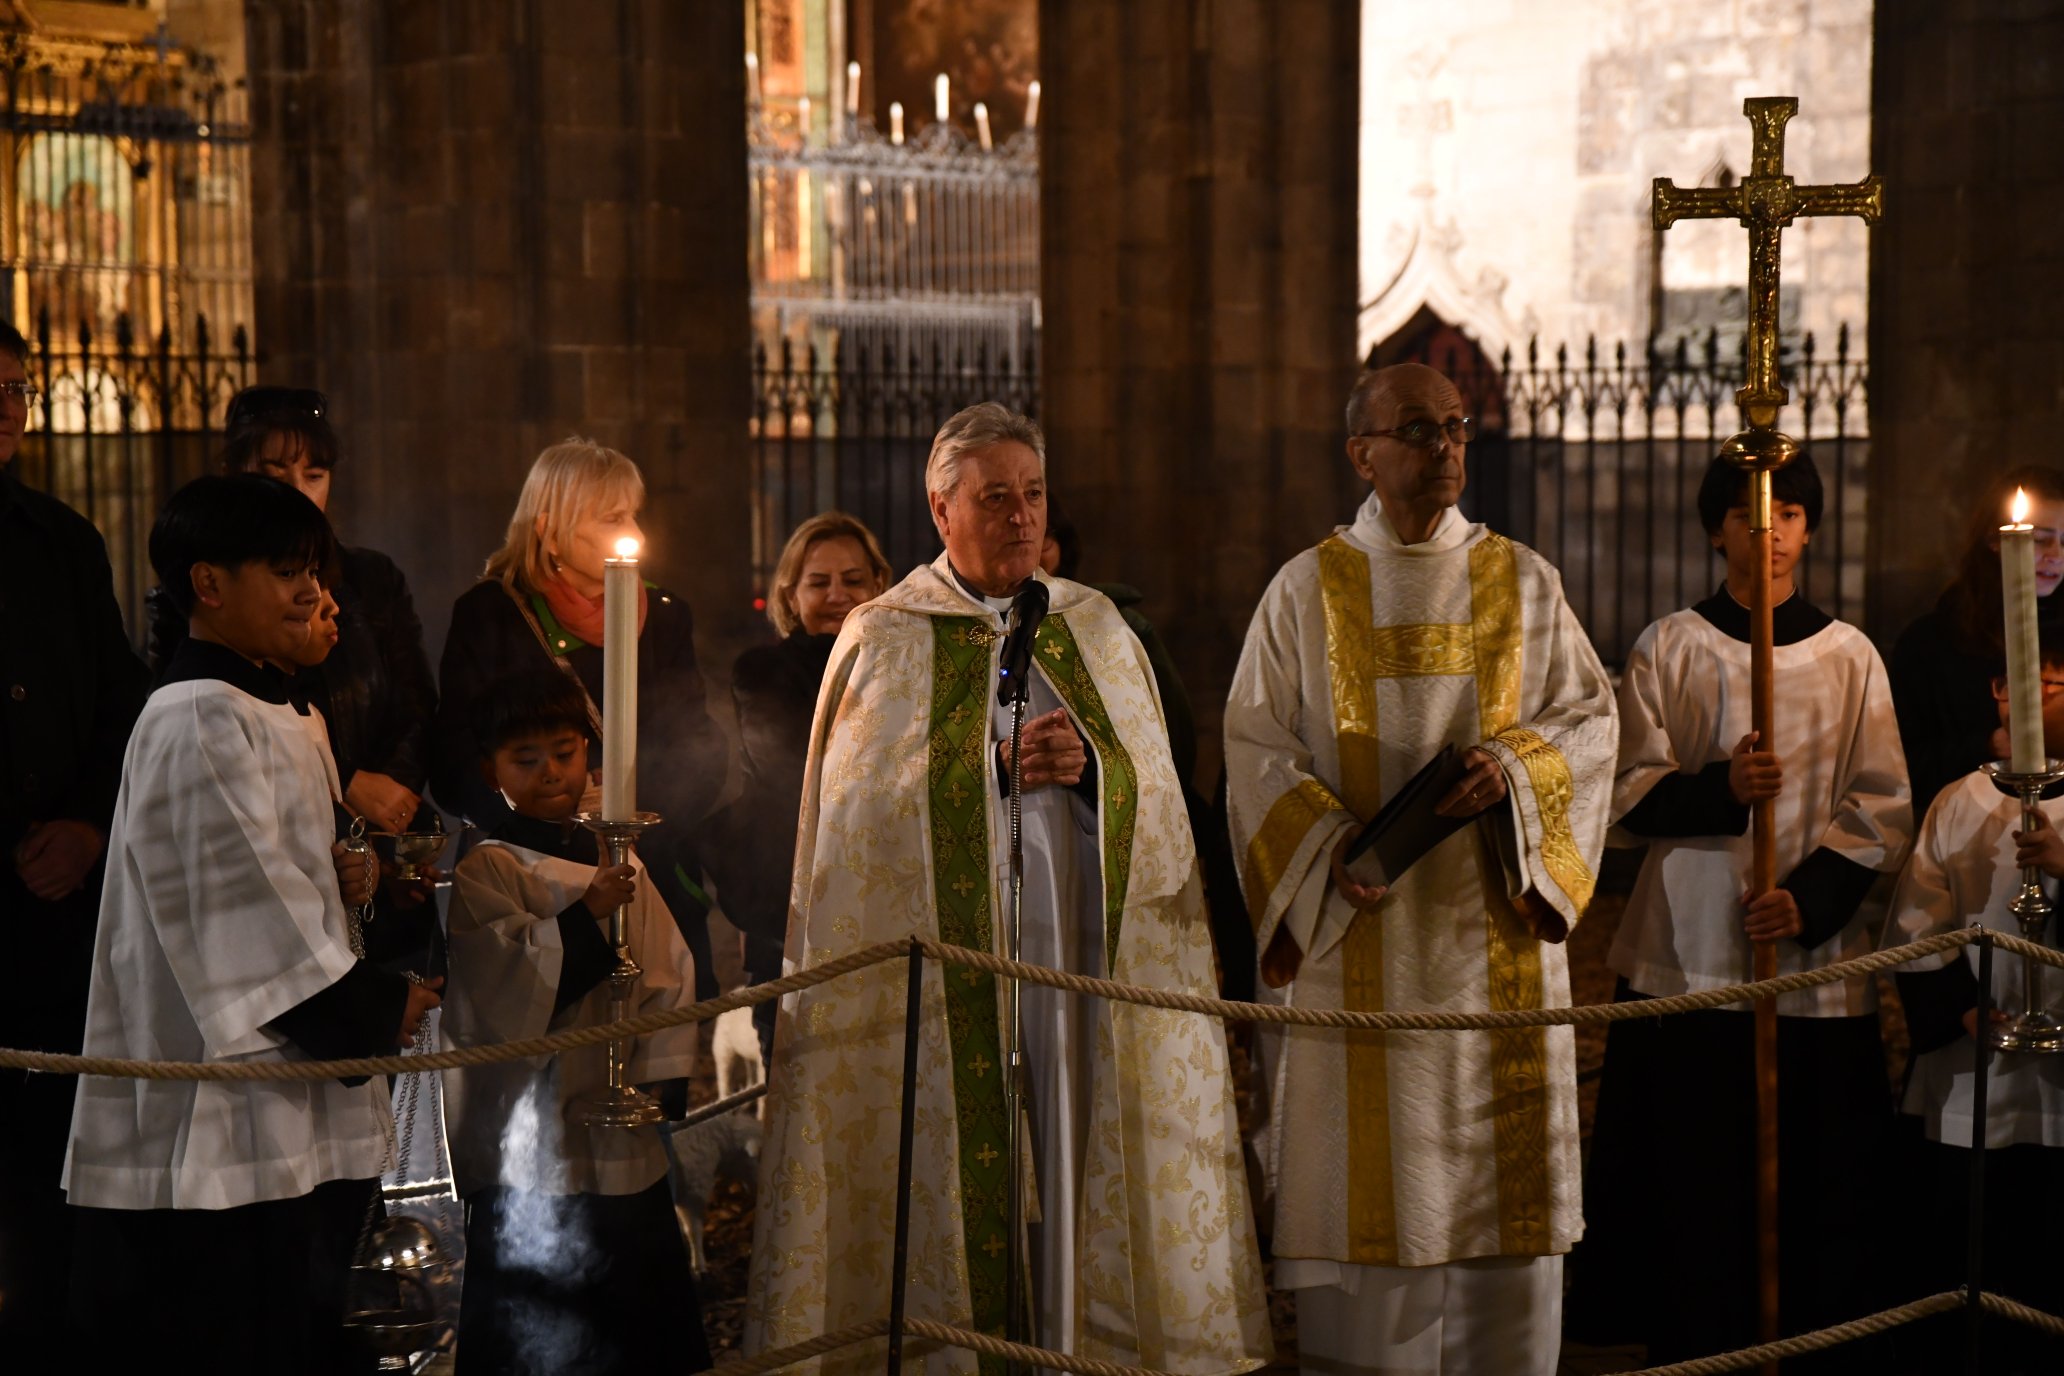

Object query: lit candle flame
[614,537,641,560]
[2012,487,2031,526]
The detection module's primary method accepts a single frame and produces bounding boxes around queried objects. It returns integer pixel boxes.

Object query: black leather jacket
[147,544,439,794]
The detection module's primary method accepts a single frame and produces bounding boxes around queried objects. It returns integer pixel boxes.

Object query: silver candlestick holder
[1982,761,2064,1054]
[572,811,667,1126]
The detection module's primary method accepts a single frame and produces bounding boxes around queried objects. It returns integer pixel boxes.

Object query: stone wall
[1868,0,2064,638]
[1357,0,1873,361]
[1040,0,1364,786]
[244,0,753,673]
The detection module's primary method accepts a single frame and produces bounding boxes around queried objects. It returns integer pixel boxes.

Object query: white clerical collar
[947,562,1020,616]
[1346,492,1471,553]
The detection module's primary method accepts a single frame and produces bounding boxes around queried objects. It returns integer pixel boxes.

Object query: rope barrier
[711,1288,2064,1376]
[900,1319,1180,1376]
[1991,930,2064,974]
[703,1319,888,1375]
[2,923,2048,1079]
[1980,1289,2064,1340]
[916,927,1978,1031]
[0,939,909,1082]
[1612,1291,1965,1375]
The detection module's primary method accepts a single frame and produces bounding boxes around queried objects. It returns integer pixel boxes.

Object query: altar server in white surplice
[63,475,442,1371]
[1580,454,1911,1372]
[745,404,1270,1375]
[1225,364,1617,1376]
[1882,625,2064,1369]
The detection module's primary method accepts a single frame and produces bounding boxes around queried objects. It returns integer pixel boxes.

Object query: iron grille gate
[1,33,256,646]
[752,327,1868,668]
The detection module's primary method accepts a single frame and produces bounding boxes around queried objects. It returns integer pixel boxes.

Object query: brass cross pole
[1652,96,1883,1367]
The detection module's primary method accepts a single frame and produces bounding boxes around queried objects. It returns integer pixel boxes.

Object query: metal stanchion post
[888,938,925,1372]
[1965,929,1994,1375]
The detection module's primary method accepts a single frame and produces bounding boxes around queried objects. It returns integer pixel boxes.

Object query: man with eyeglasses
[1224,362,1617,1375]
[0,318,150,1354]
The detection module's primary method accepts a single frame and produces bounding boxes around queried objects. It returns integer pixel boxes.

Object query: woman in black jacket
[1890,464,2064,819]
[431,438,730,998]
[148,388,439,836]
[723,512,891,1062]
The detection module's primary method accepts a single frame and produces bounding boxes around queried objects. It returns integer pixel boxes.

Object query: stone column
[244,0,752,665]
[1040,0,1362,783]
[1867,0,2064,637]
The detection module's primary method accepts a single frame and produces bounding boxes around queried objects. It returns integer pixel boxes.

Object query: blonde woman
[431,438,729,997]
[723,512,891,1061]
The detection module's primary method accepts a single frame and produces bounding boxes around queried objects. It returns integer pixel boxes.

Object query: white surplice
[1225,496,1616,1374]
[1886,769,2064,1147]
[441,839,699,1197]
[1611,606,1913,1016]
[63,680,390,1211]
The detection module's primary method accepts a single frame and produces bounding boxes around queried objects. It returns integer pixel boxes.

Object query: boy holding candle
[1883,622,2064,1372]
[62,474,443,1369]
[441,667,709,1374]
[1575,452,1913,1368]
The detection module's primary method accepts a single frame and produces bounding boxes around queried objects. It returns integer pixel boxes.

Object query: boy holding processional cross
[1577,451,1913,1369]
[1884,621,2064,1372]
[439,666,710,1374]
[61,474,443,1369]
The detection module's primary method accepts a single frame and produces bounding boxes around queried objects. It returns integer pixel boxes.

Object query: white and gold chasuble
[1225,497,1616,1270]
[744,557,1270,1374]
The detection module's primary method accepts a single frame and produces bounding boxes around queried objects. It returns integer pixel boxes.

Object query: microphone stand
[1001,663,1031,1375]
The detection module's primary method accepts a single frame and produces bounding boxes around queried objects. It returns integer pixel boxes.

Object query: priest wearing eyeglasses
[1224,363,1617,1375]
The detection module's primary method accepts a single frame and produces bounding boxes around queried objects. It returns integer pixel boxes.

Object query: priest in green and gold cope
[743,403,1271,1374]
[1224,363,1618,1376]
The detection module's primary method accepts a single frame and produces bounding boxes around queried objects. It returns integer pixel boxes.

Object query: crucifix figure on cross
[1651,95,1884,1371]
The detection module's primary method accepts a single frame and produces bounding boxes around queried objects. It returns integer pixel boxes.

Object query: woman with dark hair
[431,437,730,999]
[147,387,440,838]
[723,511,892,1062]
[1890,465,2064,818]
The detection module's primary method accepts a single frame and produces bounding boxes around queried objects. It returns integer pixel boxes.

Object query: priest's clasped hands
[997,708,1087,788]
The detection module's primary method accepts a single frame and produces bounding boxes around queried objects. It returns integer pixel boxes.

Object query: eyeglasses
[1990,679,2064,702]
[225,386,328,428]
[1355,416,1476,449]
[0,380,42,406]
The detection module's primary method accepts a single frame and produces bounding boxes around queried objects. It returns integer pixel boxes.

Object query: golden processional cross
[1652,96,1883,1366]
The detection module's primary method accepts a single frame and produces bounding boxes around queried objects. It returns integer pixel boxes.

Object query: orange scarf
[538,575,648,646]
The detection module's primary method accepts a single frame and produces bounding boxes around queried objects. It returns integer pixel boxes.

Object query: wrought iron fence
[0,28,256,647]
[1410,326,1870,664]
[753,326,1868,668]
[750,336,1038,589]
[12,307,254,646]
[748,104,1039,371]
[0,30,254,363]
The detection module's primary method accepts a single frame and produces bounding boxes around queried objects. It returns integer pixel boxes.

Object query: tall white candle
[847,61,861,116]
[2003,487,2046,773]
[935,72,950,124]
[889,100,904,145]
[601,537,641,819]
[797,95,811,141]
[974,101,992,150]
[1025,79,1041,131]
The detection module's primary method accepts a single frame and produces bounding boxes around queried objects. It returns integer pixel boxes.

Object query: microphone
[996,579,1049,707]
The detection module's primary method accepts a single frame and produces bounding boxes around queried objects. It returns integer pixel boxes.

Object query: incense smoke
[492,1079,597,1372]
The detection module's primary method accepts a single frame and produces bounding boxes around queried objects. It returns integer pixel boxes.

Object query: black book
[1340,744,1476,890]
